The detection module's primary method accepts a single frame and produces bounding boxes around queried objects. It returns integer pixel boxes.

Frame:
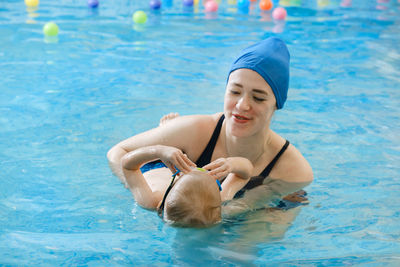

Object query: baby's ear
[204,205,221,223]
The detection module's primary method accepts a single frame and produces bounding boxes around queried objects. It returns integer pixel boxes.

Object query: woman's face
[224,68,276,138]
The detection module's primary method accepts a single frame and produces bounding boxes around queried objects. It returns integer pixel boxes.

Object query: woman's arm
[121,145,195,210]
[107,145,129,184]
[107,114,219,182]
[222,178,311,217]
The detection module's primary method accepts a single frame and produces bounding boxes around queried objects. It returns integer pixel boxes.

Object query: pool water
[1,0,399,265]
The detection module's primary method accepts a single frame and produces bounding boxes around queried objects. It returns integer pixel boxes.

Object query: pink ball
[272,7,287,20]
[205,0,218,12]
[340,0,352,7]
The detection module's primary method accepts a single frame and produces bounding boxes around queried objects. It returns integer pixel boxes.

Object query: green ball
[133,10,147,24]
[43,22,59,37]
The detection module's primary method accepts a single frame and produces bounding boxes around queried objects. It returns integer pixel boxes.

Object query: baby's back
[143,167,173,194]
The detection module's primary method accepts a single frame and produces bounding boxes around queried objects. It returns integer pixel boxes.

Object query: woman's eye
[230,90,240,95]
[254,96,266,102]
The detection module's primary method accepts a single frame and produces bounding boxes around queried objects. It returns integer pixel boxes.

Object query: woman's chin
[226,116,256,138]
[228,126,253,138]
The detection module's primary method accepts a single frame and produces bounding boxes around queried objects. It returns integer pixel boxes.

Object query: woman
[108,37,313,214]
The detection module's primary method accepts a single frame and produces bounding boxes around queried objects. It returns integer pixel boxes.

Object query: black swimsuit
[195,114,290,198]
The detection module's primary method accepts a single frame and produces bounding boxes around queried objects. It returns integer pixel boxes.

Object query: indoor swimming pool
[0,0,399,265]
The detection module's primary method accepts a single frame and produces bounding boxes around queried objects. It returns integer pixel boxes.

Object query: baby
[121,145,253,227]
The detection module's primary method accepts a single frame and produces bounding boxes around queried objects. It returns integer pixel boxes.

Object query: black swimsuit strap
[195,114,225,167]
[238,140,290,193]
[259,140,290,178]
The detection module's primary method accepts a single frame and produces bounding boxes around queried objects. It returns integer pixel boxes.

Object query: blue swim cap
[228,37,290,109]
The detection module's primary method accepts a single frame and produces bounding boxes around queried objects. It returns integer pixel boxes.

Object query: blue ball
[149,0,161,9]
[237,0,250,9]
[183,0,194,7]
[87,0,99,8]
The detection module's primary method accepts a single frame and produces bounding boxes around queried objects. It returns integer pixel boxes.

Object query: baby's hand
[203,158,232,180]
[158,146,196,174]
[203,157,253,180]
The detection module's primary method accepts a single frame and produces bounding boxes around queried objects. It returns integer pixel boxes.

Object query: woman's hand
[203,158,233,180]
[158,145,196,174]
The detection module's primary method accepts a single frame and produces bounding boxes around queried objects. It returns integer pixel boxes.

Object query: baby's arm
[203,157,253,201]
[203,157,253,180]
[220,173,250,202]
[121,145,195,210]
[121,146,162,210]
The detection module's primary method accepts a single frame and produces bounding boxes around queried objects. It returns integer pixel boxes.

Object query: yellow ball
[317,0,330,7]
[25,0,39,7]
[279,0,290,6]
[133,11,147,24]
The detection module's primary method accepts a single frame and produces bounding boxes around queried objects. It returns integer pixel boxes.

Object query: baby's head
[161,169,222,227]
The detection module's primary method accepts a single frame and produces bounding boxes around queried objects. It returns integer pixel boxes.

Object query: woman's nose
[236,96,250,111]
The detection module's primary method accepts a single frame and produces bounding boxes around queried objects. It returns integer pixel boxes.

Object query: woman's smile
[232,113,251,123]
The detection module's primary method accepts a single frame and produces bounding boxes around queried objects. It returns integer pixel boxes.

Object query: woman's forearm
[107,145,129,182]
[222,179,311,217]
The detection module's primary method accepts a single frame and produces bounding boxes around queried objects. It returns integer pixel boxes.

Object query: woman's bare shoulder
[274,140,314,183]
[156,112,222,135]
[166,112,222,126]
[116,113,223,160]
[169,113,223,154]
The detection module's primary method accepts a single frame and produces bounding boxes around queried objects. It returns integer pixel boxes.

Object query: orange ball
[249,0,257,2]
[259,0,273,10]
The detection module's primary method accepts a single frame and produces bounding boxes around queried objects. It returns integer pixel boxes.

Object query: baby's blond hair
[164,171,221,227]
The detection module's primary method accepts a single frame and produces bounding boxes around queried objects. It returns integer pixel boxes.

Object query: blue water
[1,0,400,265]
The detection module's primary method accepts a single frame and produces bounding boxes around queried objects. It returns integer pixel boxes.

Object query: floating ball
[290,0,302,6]
[43,22,59,37]
[250,0,257,2]
[317,0,329,7]
[238,0,250,9]
[133,10,147,24]
[25,0,39,7]
[149,0,161,10]
[87,0,99,8]
[279,0,290,6]
[340,0,351,7]
[272,7,287,20]
[204,0,218,12]
[183,0,194,7]
[259,0,273,10]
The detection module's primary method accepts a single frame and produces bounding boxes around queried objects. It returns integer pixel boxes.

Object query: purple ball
[149,0,162,9]
[87,0,99,8]
[183,0,194,6]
